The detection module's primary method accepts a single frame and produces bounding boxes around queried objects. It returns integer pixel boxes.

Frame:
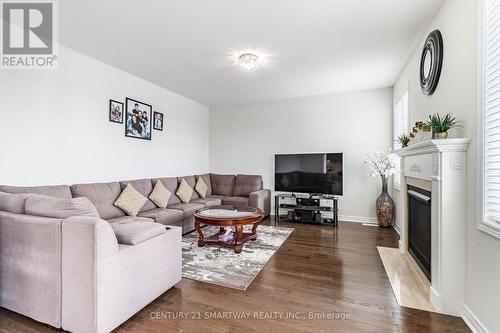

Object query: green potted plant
[426,113,461,139]
[398,134,411,148]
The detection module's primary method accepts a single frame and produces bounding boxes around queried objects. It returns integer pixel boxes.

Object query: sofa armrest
[63,216,119,261]
[249,189,271,216]
[61,217,119,333]
[0,211,63,327]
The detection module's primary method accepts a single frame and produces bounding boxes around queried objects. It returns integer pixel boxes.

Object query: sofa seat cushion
[108,220,166,245]
[138,208,184,225]
[221,196,249,206]
[191,197,222,207]
[25,195,99,219]
[210,174,235,196]
[232,174,262,197]
[167,202,204,218]
[107,216,154,224]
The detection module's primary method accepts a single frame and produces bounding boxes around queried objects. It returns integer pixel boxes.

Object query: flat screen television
[275,153,343,195]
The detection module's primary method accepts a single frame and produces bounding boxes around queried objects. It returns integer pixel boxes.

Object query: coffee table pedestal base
[195,223,259,254]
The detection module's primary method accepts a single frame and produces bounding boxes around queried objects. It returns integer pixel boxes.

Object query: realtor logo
[1,0,57,69]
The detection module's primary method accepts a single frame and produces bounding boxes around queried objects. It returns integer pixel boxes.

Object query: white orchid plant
[364,150,397,180]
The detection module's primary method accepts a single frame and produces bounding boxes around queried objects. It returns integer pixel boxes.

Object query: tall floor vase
[376,175,394,227]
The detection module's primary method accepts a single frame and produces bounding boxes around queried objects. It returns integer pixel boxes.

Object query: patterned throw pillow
[195,177,208,198]
[149,180,172,208]
[176,178,193,203]
[114,183,148,217]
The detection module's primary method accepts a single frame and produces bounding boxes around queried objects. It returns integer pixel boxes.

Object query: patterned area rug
[182,225,293,290]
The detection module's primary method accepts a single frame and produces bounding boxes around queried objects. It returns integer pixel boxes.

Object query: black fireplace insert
[407,185,431,281]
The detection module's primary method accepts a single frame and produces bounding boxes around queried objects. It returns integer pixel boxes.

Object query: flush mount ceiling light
[237,53,259,72]
[229,49,271,73]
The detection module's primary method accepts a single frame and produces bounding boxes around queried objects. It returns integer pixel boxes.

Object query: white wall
[0,45,209,186]
[209,88,393,222]
[394,0,500,331]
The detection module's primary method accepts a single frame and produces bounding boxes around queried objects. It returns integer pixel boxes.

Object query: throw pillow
[176,178,193,203]
[149,180,172,208]
[195,177,208,198]
[114,184,148,217]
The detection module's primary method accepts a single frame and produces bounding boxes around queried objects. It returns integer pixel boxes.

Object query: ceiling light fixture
[237,53,260,72]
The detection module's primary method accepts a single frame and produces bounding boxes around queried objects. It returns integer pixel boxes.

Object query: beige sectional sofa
[0,173,270,333]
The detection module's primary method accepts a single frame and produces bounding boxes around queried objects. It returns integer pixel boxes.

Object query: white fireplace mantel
[395,138,470,316]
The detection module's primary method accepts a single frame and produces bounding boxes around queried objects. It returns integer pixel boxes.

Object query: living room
[0,0,498,332]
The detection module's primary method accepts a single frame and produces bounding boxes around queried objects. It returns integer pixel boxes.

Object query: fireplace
[407,185,431,281]
[396,139,470,315]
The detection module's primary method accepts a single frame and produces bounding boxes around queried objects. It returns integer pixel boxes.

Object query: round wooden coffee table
[193,205,265,253]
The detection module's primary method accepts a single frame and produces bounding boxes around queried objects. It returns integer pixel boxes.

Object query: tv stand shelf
[274,193,338,227]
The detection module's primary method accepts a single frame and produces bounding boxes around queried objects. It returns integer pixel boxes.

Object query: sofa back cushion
[151,177,181,204]
[25,195,99,219]
[177,176,199,200]
[70,182,125,219]
[232,174,263,197]
[0,191,30,214]
[0,184,72,199]
[196,174,212,196]
[210,174,235,196]
[120,179,156,212]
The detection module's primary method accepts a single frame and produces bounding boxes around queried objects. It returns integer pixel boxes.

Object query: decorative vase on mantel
[376,175,394,228]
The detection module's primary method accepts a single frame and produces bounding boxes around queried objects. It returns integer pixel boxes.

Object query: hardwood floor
[0,219,471,333]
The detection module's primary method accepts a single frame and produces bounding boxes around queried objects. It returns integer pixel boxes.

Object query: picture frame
[109,99,124,124]
[153,111,164,131]
[125,98,152,140]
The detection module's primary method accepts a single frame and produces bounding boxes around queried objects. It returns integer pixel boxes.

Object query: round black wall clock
[420,30,443,95]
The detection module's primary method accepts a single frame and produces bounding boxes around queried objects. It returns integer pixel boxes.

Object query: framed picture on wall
[153,112,164,131]
[125,98,152,140]
[109,100,124,123]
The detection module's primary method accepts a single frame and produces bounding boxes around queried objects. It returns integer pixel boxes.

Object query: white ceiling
[59,0,444,106]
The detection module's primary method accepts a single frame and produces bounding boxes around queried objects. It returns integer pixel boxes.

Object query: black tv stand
[274,193,338,227]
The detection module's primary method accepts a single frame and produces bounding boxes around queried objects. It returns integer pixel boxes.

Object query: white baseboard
[338,215,378,224]
[429,286,442,313]
[462,305,490,333]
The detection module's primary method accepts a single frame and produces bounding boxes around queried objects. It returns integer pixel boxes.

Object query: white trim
[463,305,490,333]
[478,220,500,239]
[338,215,378,224]
[477,0,500,240]
[393,85,409,190]
[395,138,471,157]
[394,82,409,104]
[392,223,401,235]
